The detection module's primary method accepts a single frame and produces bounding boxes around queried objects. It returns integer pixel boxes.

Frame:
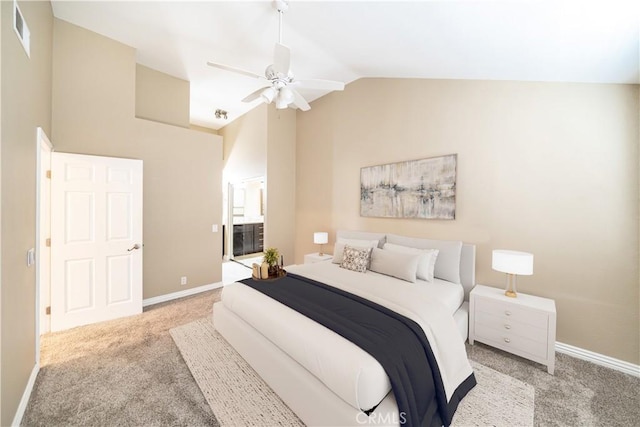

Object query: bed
[213,231,476,426]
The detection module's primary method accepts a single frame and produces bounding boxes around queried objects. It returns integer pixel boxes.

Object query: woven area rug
[170,318,534,426]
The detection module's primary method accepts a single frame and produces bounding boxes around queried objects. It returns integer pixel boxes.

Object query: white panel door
[51,153,143,332]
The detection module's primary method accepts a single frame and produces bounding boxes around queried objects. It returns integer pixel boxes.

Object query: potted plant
[263,247,280,277]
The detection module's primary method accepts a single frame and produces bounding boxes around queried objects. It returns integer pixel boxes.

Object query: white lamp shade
[492,250,533,275]
[275,95,288,109]
[313,232,328,245]
[275,87,294,109]
[261,87,276,104]
[280,87,294,103]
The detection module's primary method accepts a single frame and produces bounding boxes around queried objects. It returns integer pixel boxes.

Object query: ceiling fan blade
[295,79,345,91]
[273,43,291,75]
[291,88,311,111]
[241,85,271,103]
[207,61,262,79]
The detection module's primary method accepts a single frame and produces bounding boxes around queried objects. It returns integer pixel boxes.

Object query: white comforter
[220,262,473,412]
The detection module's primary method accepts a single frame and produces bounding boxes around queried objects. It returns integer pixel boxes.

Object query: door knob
[127,243,141,251]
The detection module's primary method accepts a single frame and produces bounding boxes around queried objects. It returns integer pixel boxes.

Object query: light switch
[212,224,218,233]
[27,248,35,267]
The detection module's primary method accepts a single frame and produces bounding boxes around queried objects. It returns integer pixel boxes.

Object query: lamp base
[505,273,518,298]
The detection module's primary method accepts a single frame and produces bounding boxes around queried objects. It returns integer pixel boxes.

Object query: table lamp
[314,232,328,256]
[492,249,534,298]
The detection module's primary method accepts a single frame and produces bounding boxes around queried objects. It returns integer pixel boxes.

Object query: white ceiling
[51,0,639,130]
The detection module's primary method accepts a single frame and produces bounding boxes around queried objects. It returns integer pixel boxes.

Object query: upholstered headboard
[335,230,387,248]
[336,230,476,301]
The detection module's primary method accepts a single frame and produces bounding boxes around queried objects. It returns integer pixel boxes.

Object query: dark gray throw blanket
[240,273,476,427]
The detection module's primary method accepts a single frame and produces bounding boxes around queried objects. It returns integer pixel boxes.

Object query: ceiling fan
[207,0,344,111]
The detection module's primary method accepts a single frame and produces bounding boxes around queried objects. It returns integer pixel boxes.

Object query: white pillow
[383,243,439,282]
[386,235,463,284]
[332,238,379,264]
[369,248,421,283]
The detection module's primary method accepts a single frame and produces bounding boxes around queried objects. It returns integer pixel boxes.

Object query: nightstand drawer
[475,296,549,329]
[474,323,548,359]
[469,285,557,374]
[475,311,548,343]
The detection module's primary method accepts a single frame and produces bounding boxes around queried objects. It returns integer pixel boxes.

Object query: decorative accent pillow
[383,243,439,282]
[332,238,379,264]
[340,245,371,273]
[369,248,421,283]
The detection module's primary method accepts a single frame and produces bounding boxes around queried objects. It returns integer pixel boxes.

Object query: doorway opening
[222,177,265,281]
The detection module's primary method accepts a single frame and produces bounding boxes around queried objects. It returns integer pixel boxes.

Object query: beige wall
[296,78,640,364]
[295,94,335,259]
[190,124,218,135]
[219,104,297,264]
[1,1,53,424]
[266,106,296,265]
[220,104,267,184]
[52,18,223,299]
[1,3,3,420]
[219,105,267,257]
[135,64,190,128]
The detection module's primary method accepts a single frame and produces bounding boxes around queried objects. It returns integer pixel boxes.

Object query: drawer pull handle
[504,338,511,343]
[504,324,512,330]
[505,311,512,316]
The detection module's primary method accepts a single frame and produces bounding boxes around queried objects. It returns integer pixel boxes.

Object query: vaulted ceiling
[51,1,639,130]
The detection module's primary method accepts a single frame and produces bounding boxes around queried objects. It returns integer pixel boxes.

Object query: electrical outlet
[180,276,187,285]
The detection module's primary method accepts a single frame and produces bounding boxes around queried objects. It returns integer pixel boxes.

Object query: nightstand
[469,284,556,374]
[304,252,333,264]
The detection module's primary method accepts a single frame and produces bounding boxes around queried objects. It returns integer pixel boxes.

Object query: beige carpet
[22,289,640,426]
[171,317,535,426]
[23,291,221,427]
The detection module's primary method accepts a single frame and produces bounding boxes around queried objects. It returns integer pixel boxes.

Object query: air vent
[13,0,30,58]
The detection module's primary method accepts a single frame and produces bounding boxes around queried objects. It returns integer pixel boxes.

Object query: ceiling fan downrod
[275,0,288,44]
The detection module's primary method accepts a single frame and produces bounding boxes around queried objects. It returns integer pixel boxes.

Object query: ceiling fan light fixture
[261,87,276,104]
[279,86,294,103]
[206,0,343,113]
[275,96,289,109]
[275,86,294,109]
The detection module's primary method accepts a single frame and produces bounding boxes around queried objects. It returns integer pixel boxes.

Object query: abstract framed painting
[360,154,457,220]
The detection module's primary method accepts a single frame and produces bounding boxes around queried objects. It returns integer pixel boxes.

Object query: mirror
[228,177,265,259]
[231,177,264,223]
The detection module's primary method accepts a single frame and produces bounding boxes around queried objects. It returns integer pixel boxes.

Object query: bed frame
[213,241,476,426]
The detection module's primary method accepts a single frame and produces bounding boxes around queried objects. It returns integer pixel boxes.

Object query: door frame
[35,127,53,362]
[226,182,234,260]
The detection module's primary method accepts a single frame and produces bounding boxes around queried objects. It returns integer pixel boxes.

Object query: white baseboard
[556,341,640,378]
[142,282,224,307]
[12,363,40,426]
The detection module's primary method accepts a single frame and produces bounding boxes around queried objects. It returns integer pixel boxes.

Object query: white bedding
[294,262,464,315]
[220,262,473,413]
